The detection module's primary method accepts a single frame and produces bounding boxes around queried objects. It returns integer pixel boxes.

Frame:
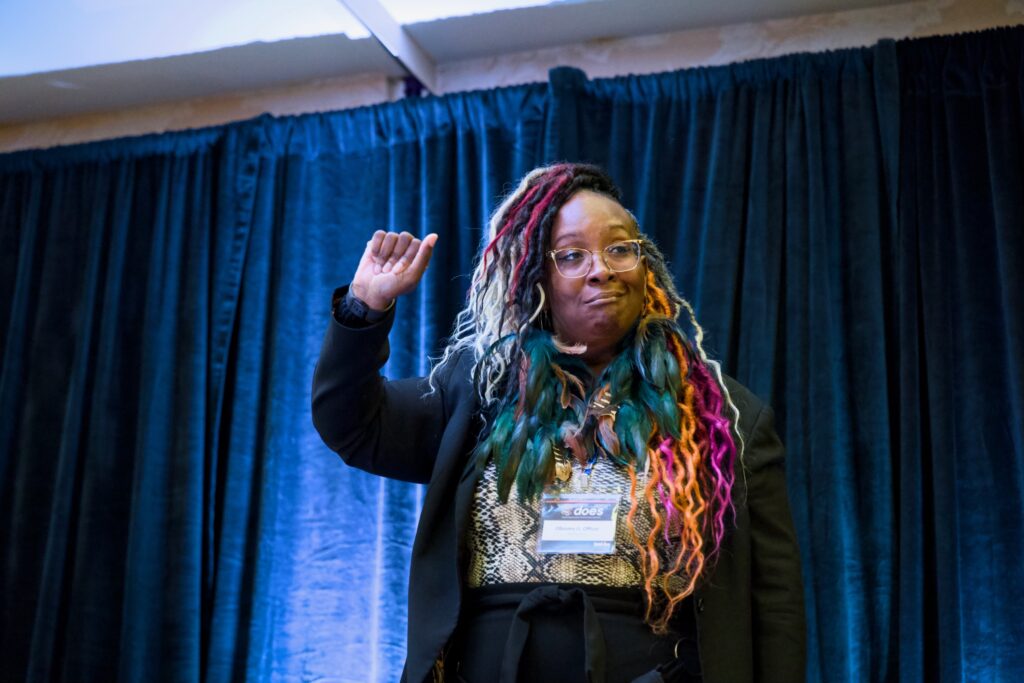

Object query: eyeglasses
[546,239,643,278]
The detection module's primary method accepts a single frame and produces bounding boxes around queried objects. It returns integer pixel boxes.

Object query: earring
[528,283,546,325]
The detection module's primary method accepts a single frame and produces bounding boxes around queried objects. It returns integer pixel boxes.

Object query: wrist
[350,283,393,312]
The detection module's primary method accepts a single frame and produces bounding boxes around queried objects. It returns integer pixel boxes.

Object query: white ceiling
[0,0,906,125]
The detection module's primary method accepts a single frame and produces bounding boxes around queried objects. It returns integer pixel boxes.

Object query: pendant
[555,457,572,483]
[553,444,572,483]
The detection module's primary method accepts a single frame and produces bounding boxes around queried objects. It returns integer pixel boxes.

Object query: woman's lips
[586,291,625,305]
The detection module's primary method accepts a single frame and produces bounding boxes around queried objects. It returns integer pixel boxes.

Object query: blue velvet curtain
[895,29,1024,683]
[1,26,1022,683]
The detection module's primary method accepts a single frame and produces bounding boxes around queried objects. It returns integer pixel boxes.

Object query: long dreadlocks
[429,163,743,633]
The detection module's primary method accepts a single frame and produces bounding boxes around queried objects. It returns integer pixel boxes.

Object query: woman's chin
[569,324,630,354]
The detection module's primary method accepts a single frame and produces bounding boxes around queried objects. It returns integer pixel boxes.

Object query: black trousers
[446,583,702,683]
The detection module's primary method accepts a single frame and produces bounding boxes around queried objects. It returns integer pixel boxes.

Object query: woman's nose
[587,253,616,281]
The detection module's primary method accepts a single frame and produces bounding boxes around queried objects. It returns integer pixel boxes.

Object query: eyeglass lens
[552,241,640,278]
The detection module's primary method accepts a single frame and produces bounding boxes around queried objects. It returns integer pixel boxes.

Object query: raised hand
[350,230,439,311]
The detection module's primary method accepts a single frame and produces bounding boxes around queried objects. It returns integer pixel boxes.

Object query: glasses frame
[546,239,644,279]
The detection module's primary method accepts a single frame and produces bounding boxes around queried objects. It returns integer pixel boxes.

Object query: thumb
[407,233,438,278]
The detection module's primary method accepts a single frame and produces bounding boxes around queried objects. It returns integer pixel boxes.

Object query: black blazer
[312,289,807,683]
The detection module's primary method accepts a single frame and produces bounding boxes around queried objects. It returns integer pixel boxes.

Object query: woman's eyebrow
[553,226,631,247]
[553,232,580,246]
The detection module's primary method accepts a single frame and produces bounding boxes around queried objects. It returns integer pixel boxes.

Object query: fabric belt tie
[498,585,607,683]
[484,584,699,683]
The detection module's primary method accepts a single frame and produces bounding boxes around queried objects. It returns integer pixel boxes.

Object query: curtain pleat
[895,27,1024,683]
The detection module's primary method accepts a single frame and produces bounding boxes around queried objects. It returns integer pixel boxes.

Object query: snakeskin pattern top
[466,456,685,589]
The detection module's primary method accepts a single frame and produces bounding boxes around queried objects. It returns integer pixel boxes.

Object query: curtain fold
[895,27,1024,683]
[1,26,1022,683]
[0,133,229,683]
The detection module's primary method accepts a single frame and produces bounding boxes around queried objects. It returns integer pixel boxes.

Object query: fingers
[382,231,414,273]
[374,232,398,274]
[362,230,386,268]
[367,230,437,276]
[390,235,421,275]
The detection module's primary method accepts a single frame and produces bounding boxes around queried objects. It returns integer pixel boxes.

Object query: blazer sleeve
[311,286,450,485]
[743,403,808,683]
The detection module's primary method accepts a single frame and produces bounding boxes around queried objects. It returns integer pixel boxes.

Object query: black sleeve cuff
[332,287,394,327]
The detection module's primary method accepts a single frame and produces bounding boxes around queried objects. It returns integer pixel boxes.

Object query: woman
[312,164,805,682]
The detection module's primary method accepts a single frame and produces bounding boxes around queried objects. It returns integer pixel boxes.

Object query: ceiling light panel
[375,0,566,25]
[0,0,370,77]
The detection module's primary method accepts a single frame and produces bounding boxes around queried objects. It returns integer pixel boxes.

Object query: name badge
[538,492,621,554]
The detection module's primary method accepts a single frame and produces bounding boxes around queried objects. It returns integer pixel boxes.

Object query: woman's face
[543,190,647,365]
